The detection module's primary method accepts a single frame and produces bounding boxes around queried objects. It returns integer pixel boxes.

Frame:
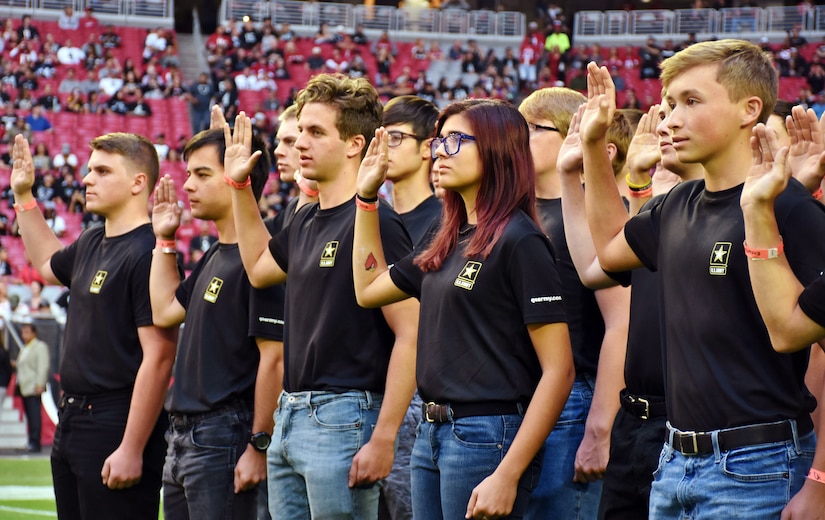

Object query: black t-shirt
[166,243,283,414]
[400,195,442,250]
[536,198,603,377]
[623,195,666,397]
[269,197,412,393]
[50,224,155,395]
[624,178,825,431]
[390,211,566,404]
[799,276,825,328]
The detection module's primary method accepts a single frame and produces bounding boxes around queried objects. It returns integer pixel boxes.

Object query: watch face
[251,432,271,451]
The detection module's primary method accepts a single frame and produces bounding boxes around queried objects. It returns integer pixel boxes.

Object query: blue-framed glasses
[430,132,476,160]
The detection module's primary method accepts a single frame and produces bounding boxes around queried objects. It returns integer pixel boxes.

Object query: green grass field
[0,457,163,519]
[0,457,55,519]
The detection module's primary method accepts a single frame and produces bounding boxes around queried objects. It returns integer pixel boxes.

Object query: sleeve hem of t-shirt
[799,287,825,329]
[623,222,657,272]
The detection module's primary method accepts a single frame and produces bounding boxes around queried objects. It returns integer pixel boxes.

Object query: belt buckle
[425,402,437,423]
[628,395,651,420]
[678,430,699,455]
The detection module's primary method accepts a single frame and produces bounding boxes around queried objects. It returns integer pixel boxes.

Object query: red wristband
[224,175,251,189]
[743,237,784,260]
[808,467,825,484]
[813,187,823,200]
[295,172,319,197]
[13,199,38,213]
[627,187,653,198]
[156,239,176,249]
[355,194,379,212]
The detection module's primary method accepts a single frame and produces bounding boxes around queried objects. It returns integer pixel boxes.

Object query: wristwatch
[249,432,271,452]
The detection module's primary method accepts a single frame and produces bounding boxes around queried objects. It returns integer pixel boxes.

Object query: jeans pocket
[652,445,671,480]
[451,415,504,449]
[311,398,362,431]
[191,417,243,450]
[721,442,791,483]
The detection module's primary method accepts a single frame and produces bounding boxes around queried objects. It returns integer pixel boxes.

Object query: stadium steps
[0,390,27,451]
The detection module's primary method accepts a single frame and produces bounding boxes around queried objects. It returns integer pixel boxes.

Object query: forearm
[149,249,184,327]
[371,333,417,448]
[231,187,284,287]
[120,334,176,455]
[353,205,394,308]
[559,171,618,289]
[586,325,626,437]
[252,339,283,436]
[14,203,62,284]
[582,138,634,271]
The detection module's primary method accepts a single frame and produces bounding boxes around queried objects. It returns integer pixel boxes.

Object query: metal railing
[223,0,525,38]
[0,0,173,28]
[574,5,825,43]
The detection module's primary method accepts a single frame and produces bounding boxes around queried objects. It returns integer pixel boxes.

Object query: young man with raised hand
[578,41,825,518]
[149,124,283,519]
[519,87,631,520]
[11,133,178,520]
[224,73,418,519]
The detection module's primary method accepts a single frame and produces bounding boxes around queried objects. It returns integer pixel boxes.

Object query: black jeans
[22,394,41,449]
[51,391,167,520]
[598,406,667,520]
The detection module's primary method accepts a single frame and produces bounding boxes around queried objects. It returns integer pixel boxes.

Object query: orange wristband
[628,187,653,198]
[224,175,251,189]
[13,199,38,213]
[743,237,784,260]
[355,194,379,212]
[813,187,823,200]
[295,172,319,197]
[156,239,176,249]
[808,468,825,484]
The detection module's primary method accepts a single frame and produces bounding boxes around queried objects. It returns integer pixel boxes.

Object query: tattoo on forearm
[365,252,377,272]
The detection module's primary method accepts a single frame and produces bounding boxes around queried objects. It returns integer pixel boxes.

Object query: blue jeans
[267,390,383,520]
[649,422,816,519]
[525,376,601,520]
[162,401,257,520]
[410,410,541,520]
[379,391,422,520]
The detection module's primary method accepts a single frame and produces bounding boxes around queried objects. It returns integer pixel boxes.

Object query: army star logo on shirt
[709,242,732,276]
[454,261,482,290]
[203,277,223,303]
[89,270,108,294]
[320,241,339,268]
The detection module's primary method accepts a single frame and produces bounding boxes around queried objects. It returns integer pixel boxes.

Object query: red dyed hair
[416,99,537,272]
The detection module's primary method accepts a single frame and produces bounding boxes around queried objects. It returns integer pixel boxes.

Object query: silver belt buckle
[629,395,651,420]
[425,402,437,423]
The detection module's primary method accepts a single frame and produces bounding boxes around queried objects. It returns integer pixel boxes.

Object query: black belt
[422,401,524,423]
[59,389,132,411]
[666,419,812,456]
[620,389,666,420]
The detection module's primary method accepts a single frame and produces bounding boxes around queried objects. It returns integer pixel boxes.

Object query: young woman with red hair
[352,98,574,520]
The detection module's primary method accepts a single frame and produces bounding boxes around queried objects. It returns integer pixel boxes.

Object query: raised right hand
[152,174,182,239]
[356,128,389,199]
[10,134,35,197]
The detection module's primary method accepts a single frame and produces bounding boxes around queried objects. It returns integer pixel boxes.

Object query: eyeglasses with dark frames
[430,132,477,160]
[387,131,420,148]
[527,122,561,134]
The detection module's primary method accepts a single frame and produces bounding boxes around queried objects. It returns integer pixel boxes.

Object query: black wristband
[356,193,379,203]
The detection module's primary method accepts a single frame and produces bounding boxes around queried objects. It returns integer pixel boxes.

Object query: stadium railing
[0,0,173,29]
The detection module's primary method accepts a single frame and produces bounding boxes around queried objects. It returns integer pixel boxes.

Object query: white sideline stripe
[0,504,56,516]
[0,485,55,500]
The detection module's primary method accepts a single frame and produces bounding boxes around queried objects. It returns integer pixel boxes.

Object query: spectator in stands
[36,84,59,112]
[128,90,152,117]
[16,67,38,92]
[216,78,238,119]
[313,22,336,45]
[812,90,825,119]
[306,46,325,73]
[39,32,59,55]
[82,32,103,64]
[1,18,14,45]
[16,14,39,42]
[240,16,261,50]
[5,117,31,144]
[185,72,214,134]
[143,27,167,64]
[32,51,56,79]
[324,48,349,74]
[778,46,809,77]
[56,38,84,66]
[785,25,808,49]
[99,72,124,98]
[35,172,58,204]
[85,90,104,114]
[807,63,825,94]
[24,106,51,133]
[0,104,17,130]
[14,322,50,453]
[42,201,65,238]
[153,133,169,161]
[57,167,83,214]
[15,86,36,111]
[99,24,121,49]
[638,35,662,79]
[57,67,80,94]
[63,88,84,113]
[162,74,186,99]
[80,7,98,31]
[79,70,100,94]
[544,19,570,58]
[375,46,394,84]
[351,23,368,46]
[277,22,296,42]
[81,205,104,230]
[347,51,367,79]
[519,22,545,91]
[32,143,51,172]
[9,40,37,66]
[0,247,12,275]
[53,143,78,172]
[372,30,398,57]
[188,220,218,257]
[58,5,80,31]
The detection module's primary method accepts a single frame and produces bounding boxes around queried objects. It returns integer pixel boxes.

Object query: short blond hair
[518,87,586,138]
[660,39,777,124]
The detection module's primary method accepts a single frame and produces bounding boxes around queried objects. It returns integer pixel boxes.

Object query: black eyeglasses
[527,122,561,134]
[430,132,477,160]
[387,131,420,148]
